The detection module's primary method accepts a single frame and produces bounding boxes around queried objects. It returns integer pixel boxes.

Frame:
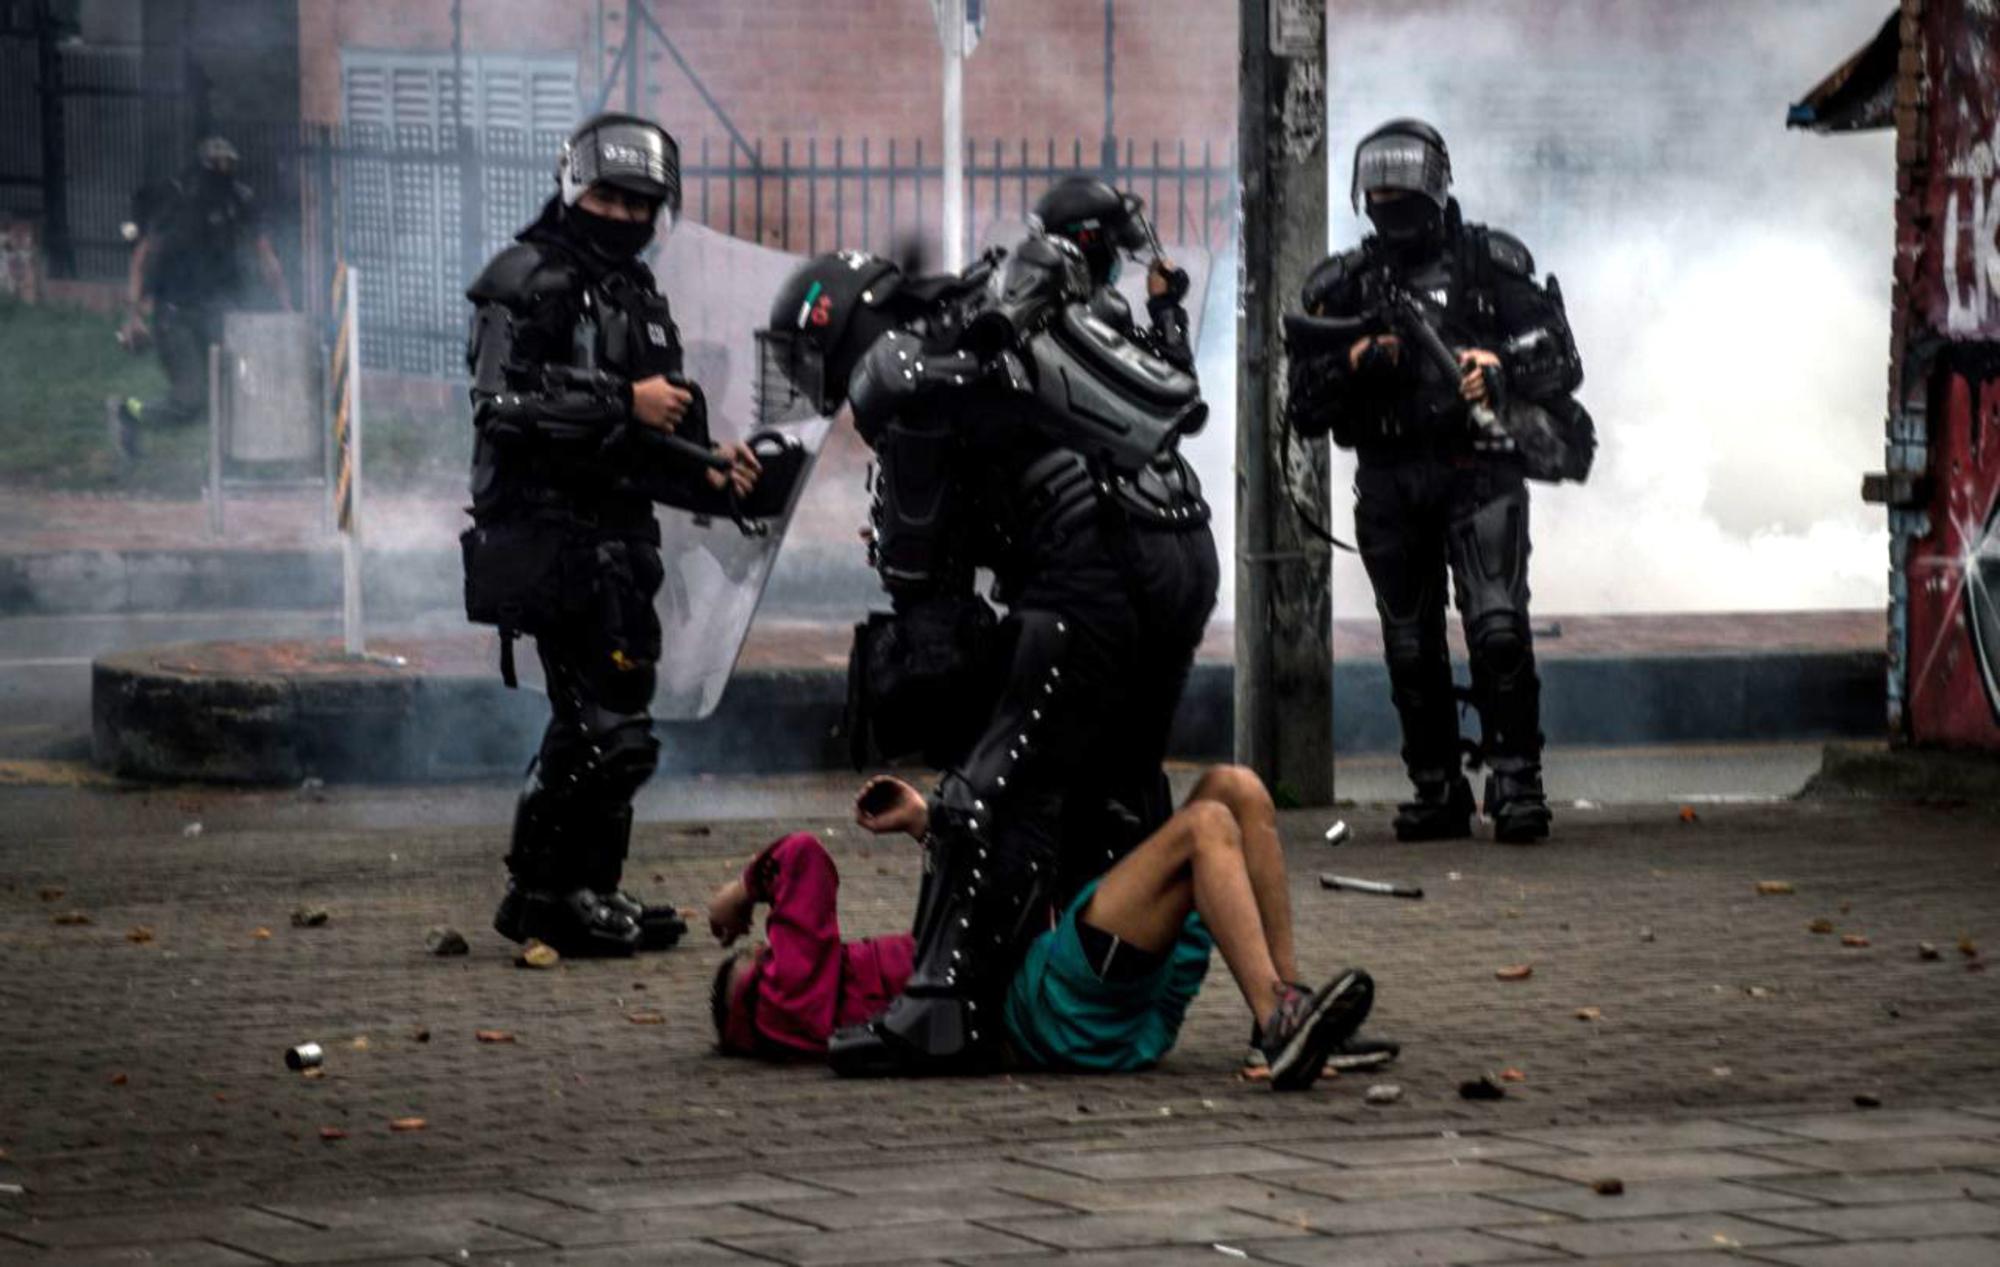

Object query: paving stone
[748,1188,1059,1231]
[5,1242,274,1267]
[1738,1108,2000,1143]
[1741,1168,2000,1205]
[1269,1135,1559,1168]
[1271,1160,1557,1201]
[464,1244,763,1265]
[1214,1192,1554,1237]
[1242,1230,1559,1267]
[1484,1211,1823,1257]
[1751,1237,2000,1267]
[1492,1178,1817,1220]
[258,1189,569,1228]
[990,1173,1302,1213]
[717,1220,1045,1264]
[1495,1148,1812,1185]
[1748,1197,2000,1240]
[1027,1145,1317,1181]
[992,1250,1316,1267]
[206,1219,545,1264]
[1500,1120,1802,1154]
[482,1203,808,1247]
[782,1160,1070,1196]
[3,1208,308,1249]
[523,1173,838,1211]
[982,1206,1311,1251]
[1745,1137,2000,1173]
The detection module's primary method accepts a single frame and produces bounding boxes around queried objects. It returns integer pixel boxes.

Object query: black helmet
[1029,176,1151,284]
[756,250,906,422]
[1350,118,1451,213]
[558,112,682,220]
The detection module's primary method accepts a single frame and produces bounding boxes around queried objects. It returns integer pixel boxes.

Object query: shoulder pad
[1299,247,1369,315]
[466,243,577,307]
[1481,227,1535,278]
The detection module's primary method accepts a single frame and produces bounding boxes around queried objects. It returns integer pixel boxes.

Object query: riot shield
[646,223,832,720]
[1971,498,2000,727]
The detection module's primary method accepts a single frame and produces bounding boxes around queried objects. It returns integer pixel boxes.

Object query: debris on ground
[1678,806,1699,823]
[301,1067,326,1081]
[1459,1075,1506,1101]
[182,822,203,838]
[1756,881,1795,896]
[1575,1006,1602,1020]
[474,1030,515,1044]
[1743,986,1772,999]
[37,887,63,902]
[425,926,469,957]
[349,1036,370,1052]
[1323,820,1350,846]
[1711,1065,1733,1078]
[317,1126,345,1141]
[1808,918,1835,934]
[1639,926,1656,942]
[108,1072,127,1086]
[1920,942,1942,960]
[1499,1068,1527,1082]
[1364,1083,1403,1105]
[252,927,272,940]
[125,926,154,943]
[1854,1092,1882,1108]
[625,1011,666,1025]
[1495,965,1534,981]
[285,1043,323,1071]
[411,1027,431,1043]
[1591,1177,1625,1196]
[51,911,91,926]
[1573,799,1599,810]
[1960,936,1980,958]
[515,939,559,969]
[290,906,330,928]
[388,1117,427,1132]
[1841,934,1871,948]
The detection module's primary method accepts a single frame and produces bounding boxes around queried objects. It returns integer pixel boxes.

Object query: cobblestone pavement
[2,791,1998,1263]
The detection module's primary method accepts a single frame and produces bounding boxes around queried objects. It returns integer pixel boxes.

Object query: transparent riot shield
[1972,499,2000,724]
[646,223,832,720]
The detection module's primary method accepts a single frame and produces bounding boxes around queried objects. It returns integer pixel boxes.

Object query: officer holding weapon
[1286,119,1594,844]
[460,112,781,957]
[757,182,1217,1076]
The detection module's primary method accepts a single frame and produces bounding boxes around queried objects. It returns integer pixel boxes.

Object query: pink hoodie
[734,833,916,1056]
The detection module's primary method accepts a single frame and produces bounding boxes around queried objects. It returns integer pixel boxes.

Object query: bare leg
[1080,800,1283,1023]
[1189,765,1299,984]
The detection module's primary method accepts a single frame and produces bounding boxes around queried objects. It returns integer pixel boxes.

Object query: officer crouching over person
[460,113,763,957]
[1285,119,1594,845]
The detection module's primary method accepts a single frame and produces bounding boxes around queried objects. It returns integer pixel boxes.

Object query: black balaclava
[1366,196,1443,255]
[565,202,658,261]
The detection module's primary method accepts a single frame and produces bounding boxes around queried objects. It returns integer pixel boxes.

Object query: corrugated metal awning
[1786,10,1899,133]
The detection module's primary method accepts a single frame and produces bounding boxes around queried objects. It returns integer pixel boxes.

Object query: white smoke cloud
[1194,0,1898,617]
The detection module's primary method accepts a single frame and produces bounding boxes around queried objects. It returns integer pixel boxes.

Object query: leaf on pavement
[1495,965,1533,981]
[475,1030,516,1044]
[389,1117,427,1132]
[1755,881,1794,896]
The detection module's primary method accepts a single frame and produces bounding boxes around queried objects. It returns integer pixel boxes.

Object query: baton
[1319,873,1424,900]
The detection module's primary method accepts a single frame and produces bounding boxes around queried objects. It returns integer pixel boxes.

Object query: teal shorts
[1003,879,1214,1072]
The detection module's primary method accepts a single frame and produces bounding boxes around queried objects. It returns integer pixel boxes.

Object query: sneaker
[1258,968,1375,1092]
[1245,1026,1400,1077]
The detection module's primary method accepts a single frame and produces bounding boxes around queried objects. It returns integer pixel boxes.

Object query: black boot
[1485,758,1551,844]
[586,806,687,952]
[1393,774,1474,842]
[497,769,642,957]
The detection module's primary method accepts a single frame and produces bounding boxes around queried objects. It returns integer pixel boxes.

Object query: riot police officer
[1286,120,1592,844]
[461,113,762,956]
[758,203,1217,1075]
[1029,176,1193,373]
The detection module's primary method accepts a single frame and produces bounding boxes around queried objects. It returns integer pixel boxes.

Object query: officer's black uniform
[759,198,1216,1075]
[1289,120,1590,844]
[461,113,722,957]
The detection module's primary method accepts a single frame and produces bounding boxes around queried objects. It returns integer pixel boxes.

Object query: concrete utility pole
[1235,0,1333,805]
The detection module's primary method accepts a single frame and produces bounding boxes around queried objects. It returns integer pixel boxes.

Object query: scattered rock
[1755,881,1795,896]
[290,906,330,928]
[388,1117,427,1132]
[252,927,272,940]
[625,1011,666,1025]
[37,887,63,902]
[1575,1006,1602,1021]
[1808,918,1835,934]
[108,1072,128,1086]
[51,911,91,926]
[1459,1075,1506,1101]
[411,1027,431,1043]
[516,940,559,969]
[425,926,469,957]
[672,825,713,838]
[1591,1177,1625,1196]
[349,1036,370,1052]
[1839,901,1853,914]
[1959,936,1980,958]
[1711,1065,1733,1078]
[125,926,154,943]
[1499,1068,1527,1082]
[1920,942,1942,961]
[474,1030,515,1044]
[1854,1092,1882,1108]
[317,1126,346,1141]
[630,981,648,991]
[1495,965,1534,981]
[1841,934,1871,948]
[301,1067,326,1081]
[1743,987,1772,999]
[1638,926,1656,943]
[182,822,203,838]
[1678,806,1699,823]
[1364,1083,1403,1106]
[1970,961,1988,974]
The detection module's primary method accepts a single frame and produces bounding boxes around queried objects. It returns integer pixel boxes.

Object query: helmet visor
[1352,132,1449,212]
[570,121,682,217]
[755,329,831,424]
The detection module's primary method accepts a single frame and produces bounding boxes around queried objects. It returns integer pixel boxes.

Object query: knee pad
[1467,611,1532,685]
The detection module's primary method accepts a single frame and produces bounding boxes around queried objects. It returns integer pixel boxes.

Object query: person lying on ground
[706,765,1393,1090]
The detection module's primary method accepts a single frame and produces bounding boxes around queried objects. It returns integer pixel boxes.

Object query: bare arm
[253,234,292,311]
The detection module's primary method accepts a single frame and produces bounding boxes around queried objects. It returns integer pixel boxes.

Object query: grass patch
[0,297,466,495]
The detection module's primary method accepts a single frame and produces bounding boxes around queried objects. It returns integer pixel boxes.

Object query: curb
[92,644,1886,785]
[1801,740,2000,802]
